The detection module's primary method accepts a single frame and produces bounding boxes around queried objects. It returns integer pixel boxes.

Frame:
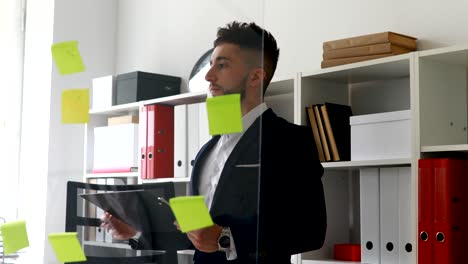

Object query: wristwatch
[218,227,231,250]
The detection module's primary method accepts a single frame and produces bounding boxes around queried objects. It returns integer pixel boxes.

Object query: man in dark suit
[102,21,326,264]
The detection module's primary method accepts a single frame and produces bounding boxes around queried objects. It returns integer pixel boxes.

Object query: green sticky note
[62,89,89,124]
[51,41,85,75]
[48,232,87,263]
[206,94,243,135]
[169,196,214,233]
[0,220,29,255]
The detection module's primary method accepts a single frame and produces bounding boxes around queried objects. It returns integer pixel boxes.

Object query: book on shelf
[320,103,353,161]
[313,104,332,162]
[321,51,407,68]
[323,31,417,51]
[305,106,325,162]
[323,42,412,60]
[107,114,139,126]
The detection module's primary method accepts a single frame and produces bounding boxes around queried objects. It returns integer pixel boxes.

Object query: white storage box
[93,124,139,169]
[350,110,411,161]
[92,75,115,109]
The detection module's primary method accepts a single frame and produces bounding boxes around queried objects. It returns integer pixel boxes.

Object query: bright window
[0,0,26,222]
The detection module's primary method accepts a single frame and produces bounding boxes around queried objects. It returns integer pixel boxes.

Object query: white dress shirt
[198,102,268,260]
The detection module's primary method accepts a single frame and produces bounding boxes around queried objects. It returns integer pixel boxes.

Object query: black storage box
[115,71,181,105]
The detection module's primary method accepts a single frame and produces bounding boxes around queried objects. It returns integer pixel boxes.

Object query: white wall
[19,1,117,263]
[115,0,468,84]
[265,0,468,77]
[43,1,118,263]
[115,0,264,92]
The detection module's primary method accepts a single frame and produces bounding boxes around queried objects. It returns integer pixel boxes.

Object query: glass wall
[5,1,330,264]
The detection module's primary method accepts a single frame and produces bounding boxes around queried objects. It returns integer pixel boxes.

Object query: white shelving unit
[294,52,416,264]
[84,91,208,180]
[421,144,468,152]
[141,177,191,184]
[82,45,468,264]
[293,45,468,264]
[321,158,412,169]
[85,172,139,179]
[418,45,468,152]
[302,260,362,264]
[89,101,141,115]
[83,91,208,264]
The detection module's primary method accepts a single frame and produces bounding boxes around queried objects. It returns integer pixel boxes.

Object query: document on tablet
[80,189,173,232]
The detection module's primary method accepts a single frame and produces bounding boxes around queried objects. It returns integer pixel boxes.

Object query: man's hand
[100,212,137,240]
[174,221,222,252]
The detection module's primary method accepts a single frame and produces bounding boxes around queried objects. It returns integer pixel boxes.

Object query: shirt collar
[241,102,268,134]
[222,103,267,141]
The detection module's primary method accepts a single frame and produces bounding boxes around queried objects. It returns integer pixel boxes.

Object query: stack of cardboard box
[321,31,417,68]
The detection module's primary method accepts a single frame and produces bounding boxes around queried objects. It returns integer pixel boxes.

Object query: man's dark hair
[214,21,280,94]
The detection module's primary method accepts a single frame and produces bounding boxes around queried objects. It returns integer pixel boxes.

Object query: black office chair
[65,180,190,264]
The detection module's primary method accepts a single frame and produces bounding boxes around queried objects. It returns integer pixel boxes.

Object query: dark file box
[115,71,181,105]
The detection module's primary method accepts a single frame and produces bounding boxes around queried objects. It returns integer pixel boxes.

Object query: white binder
[397,166,414,264]
[198,102,211,147]
[174,105,187,178]
[187,103,200,178]
[360,168,380,264]
[379,168,399,264]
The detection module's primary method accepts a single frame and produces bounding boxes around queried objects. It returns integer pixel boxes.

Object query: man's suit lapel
[190,136,220,195]
[209,113,264,212]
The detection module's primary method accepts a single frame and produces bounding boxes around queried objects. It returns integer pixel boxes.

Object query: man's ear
[248,67,267,90]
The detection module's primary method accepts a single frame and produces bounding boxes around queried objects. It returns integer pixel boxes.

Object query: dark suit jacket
[190,109,326,264]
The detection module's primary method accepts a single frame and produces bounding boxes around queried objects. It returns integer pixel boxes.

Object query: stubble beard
[220,75,248,101]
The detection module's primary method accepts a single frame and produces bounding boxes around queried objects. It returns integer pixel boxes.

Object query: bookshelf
[141,177,191,184]
[321,158,411,169]
[421,144,468,153]
[83,91,208,261]
[418,45,468,154]
[295,52,416,264]
[293,45,468,264]
[82,45,468,263]
[85,172,139,179]
[84,91,208,180]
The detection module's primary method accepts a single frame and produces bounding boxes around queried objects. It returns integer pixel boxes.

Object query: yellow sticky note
[0,220,29,255]
[51,41,85,75]
[206,94,243,135]
[48,232,87,263]
[169,196,214,233]
[62,89,89,124]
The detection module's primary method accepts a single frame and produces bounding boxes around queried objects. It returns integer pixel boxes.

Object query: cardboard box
[115,71,181,105]
[350,110,411,161]
[107,115,139,126]
[92,75,115,109]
